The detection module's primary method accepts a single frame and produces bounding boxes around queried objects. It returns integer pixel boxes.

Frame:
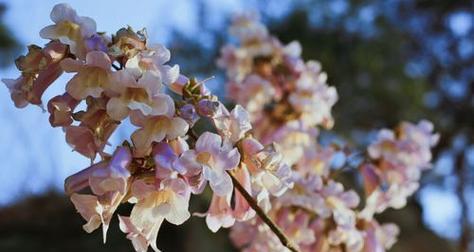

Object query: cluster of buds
[218,14,439,252]
[2,4,294,252]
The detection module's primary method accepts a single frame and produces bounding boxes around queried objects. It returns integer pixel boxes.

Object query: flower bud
[196,99,220,117]
[179,104,199,126]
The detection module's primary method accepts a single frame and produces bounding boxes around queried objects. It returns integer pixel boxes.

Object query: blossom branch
[226,170,301,252]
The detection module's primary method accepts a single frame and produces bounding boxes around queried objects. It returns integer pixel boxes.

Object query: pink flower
[232,166,256,221]
[47,93,80,127]
[240,136,265,172]
[61,51,113,100]
[65,147,132,242]
[217,45,252,82]
[64,146,131,195]
[213,104,252,143]
[153,141,206,194]
[130,97,188,156]
[360,120,438,217]
[288,60,338,128]
[2,42,67,107]
[65,125,101,160]
[70,192,123,241]
[125,44,180,86]
[168,74,189,95]
[229,13,269,43]
[109,27,147,59]
[40,3,96,59]
[118,215,162,252]
[204,192,235,232]
[362,220,399,252]
[239,137,293,211]
[119,177,191,252]
[253,144,293,197]
[65,97,118,160]
[175,132,240,196]
[255,121,317,166]
[228,75,276,120]
[106,70,173,121]
[199,166,254,232]
[295,146,335,178]
[274,208,316,247]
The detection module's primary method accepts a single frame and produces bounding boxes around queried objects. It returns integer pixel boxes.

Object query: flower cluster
[219,14,438,252]
[359,120,439,219]
[3,4,293,252]
[3,5,439,252]
[218,13,337,167]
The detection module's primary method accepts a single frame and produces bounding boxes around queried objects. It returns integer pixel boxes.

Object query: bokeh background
[0,0,473,251]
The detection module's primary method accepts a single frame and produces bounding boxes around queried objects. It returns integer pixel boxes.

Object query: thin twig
[112,63,121,71]
[455,152,470,252]
[227,170,301,252]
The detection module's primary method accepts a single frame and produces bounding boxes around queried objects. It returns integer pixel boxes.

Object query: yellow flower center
[196,152,214,167]
[124,87,149,103]
[55,20,82,41]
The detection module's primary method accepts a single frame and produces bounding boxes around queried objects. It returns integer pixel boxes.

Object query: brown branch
[227,170,301,252]
[111,63,121,71]
[455,152,471,252]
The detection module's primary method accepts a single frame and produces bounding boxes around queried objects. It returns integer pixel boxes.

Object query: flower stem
[227,171,301,252]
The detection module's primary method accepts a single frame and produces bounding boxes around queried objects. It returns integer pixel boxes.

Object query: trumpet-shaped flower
[47,93,79,127]
[153,141,206,194]
[213,104,252,143]
[194,165,255,232]
[175,132,240,196]
[204,192,235,232]
[65,147,132,242]
[228,74,276,120]
[109,27,147,59]
[119,177,191,252]
[130,96,188,156]
[229,13,269,43]
[65,97,118,159]
[61,51,113,100]
[2,41,67,107]
[106,71,172,121]
[40,3,96,58]
[125,44,180,86]
[360,120,439,217]
[253,144,293,197]
[288,61,338,128]
[232,166,256,221]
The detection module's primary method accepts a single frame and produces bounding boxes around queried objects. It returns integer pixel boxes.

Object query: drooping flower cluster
[219,14,438,252]
[3,4,439,252]
[3,4,293,252]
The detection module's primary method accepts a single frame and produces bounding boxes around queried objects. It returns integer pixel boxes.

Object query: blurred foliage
[0,192,236,252]
[0,3,19,67]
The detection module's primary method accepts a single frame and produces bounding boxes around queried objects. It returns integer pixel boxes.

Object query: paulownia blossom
[219,14,438,252]
[2,41,67,108]
[3,4,438,252]
[3,4,294,252]
[40,3,96,59]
